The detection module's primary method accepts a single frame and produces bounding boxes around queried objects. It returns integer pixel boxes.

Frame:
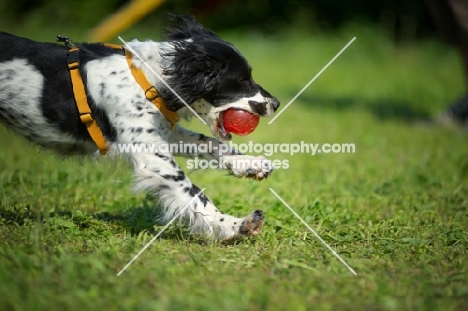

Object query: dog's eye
[238,76,249,83]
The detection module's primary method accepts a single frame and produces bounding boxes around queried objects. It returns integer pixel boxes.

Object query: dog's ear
[164,13,220,41]
[160,40,223,111]
[160,14,229,110]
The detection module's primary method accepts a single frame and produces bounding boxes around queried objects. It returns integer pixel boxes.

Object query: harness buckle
[145,86,159,101]
[80,113,94,124]
[67,49,80,71]
[68,62,79,71]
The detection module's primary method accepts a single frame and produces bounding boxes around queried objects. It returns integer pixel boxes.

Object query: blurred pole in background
[88,0,166,42]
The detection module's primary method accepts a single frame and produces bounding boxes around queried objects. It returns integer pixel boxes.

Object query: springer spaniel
[0,14,280,240]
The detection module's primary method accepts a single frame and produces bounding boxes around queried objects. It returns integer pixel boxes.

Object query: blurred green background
[0,0,439,40]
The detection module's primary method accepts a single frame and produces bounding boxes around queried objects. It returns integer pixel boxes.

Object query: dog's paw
[223,155,273,180]
[239,209,265,236]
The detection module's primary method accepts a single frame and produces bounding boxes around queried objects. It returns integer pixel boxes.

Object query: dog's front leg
[168,126,274,180]
[129,150,264,239]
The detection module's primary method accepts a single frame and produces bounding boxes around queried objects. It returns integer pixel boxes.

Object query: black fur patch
[161,170,185,182]
[249,100,267,115]
[188,184,209,206]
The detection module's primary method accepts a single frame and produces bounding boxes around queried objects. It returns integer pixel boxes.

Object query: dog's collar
[124,50,179,129]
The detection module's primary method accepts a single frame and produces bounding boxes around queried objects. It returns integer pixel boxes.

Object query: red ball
[222,109,260,136]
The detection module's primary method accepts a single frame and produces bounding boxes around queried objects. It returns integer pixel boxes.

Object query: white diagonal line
[117,188,206,276]
[269,188,357,275]
[118,37,207,124]
[268,37,356,124]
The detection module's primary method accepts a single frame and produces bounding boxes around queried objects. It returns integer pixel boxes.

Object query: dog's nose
[253,209,264,221]
[271,97,280,112]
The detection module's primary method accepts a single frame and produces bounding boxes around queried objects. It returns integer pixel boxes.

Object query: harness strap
[66,44,179,155]
[125,50,179,129]
[67,47,109,155]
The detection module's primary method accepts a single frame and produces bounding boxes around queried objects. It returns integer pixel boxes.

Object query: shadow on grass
[93,205,250,245]
[295,94,432,122]
[93,200,164,235]
[0,200,191,241]
[0,206,72,226]
[0,203,256,245]
[93,200,218,244]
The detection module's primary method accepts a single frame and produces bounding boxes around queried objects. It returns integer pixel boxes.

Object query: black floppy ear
[159,41,223,111]
[159,13,227,111]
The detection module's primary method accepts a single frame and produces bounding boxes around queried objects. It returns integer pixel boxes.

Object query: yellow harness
[66,44,179,155]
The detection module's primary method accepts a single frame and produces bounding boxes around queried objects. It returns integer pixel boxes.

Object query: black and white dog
[0,14,280,240]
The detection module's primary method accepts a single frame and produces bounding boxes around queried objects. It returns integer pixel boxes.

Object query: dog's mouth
[216,111,232,141]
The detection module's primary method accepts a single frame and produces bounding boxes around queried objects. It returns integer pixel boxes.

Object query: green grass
[1,23,467,310]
